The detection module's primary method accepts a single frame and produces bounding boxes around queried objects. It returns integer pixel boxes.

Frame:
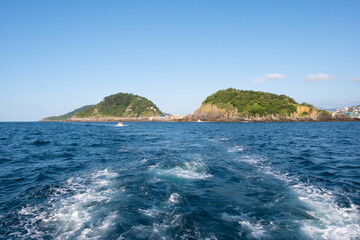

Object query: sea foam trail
[120,196,185,239]
[155,161,212,180]
[294,185,360,240]
[237,154,360,240]
[14,169,122,240]
[221,213,271,240]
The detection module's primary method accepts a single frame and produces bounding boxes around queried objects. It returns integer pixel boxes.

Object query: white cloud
[265,73,286,79]
[354,77,360,83]
[252,73,286,83]
[306,73,332,82]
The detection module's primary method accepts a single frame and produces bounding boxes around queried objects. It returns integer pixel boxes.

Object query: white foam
[91,168,118,179]
[221,212,243,222]
[162,167,211,180]
[120,210,183,239]
[221,213,271,239]
[139,207,162,218]
[16,169,123,239]
[209,137,229,143]
[293,184,360,240]
[240,155,262,164]
[98,211,118,230]
[148,162,160,170]
[157,161,212,180]
[219,138,229,141]
[237,155,360,239]
[169,193,180,204]
[228,145,245,152]
[270,171,360,239]
[239,220,269,239]
[140,158,148,163]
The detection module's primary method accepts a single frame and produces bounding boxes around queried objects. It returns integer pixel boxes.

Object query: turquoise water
[0,122,359,239]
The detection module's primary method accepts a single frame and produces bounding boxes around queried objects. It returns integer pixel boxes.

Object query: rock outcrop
[186,101,353,122]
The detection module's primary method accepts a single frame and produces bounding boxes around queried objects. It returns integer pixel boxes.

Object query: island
[42,89,355,122]
[183,88,353,122]
[42,92,164,122]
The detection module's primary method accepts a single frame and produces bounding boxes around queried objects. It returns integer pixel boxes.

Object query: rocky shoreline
[40,113,359,123]
[41,115,186,122]
[180,116,358,123]
[40,103,358,123]
[181,103,357,122]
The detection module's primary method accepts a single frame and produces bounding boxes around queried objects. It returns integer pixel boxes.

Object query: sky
[1,0,360,121]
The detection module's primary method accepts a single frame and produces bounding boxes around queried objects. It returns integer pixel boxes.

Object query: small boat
[197,119,202,122]
[117,122,123,127]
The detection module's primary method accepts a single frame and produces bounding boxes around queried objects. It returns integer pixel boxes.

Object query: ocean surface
[0,122,359,240]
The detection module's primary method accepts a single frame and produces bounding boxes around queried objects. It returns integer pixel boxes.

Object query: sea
[0,122,359,240]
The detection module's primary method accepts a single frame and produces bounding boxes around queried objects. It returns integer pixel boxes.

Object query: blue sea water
[0,122,359,240]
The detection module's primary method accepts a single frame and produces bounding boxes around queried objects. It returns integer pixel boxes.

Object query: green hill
[74,92,162,118]
[202,88,298,116]
[190,88,342,121]
[43,105,94,121]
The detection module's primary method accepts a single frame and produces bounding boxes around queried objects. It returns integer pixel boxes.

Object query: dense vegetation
[43,105,94,121]
[75,92,162,118]
[203,88,299,116]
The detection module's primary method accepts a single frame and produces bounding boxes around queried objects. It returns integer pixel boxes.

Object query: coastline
[40,116,360,123]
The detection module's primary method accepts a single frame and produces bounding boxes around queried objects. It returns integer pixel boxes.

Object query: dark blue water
[0,122,359,240]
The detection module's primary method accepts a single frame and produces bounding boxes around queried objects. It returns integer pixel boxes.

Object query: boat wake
[236,154,360,240]
[154,161,212,180]
[11,169,123,240]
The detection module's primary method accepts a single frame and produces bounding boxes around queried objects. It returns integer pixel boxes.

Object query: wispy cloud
[354,77,360,83]
[252,73,286,83]
[306,73,332,82]
[265,73,286,79]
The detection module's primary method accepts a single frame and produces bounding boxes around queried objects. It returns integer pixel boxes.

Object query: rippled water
[0,122,359,239]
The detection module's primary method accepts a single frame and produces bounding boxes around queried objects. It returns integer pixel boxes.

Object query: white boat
[197,119,202,122]
[117,122,123,127]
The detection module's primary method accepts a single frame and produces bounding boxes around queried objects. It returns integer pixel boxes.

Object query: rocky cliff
[186,105,352,122]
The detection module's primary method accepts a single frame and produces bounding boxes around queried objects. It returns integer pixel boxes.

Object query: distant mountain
[42,105,94,121]
[187,88,351,122]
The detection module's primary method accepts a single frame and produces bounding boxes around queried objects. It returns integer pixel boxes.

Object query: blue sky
[1,0,359,121]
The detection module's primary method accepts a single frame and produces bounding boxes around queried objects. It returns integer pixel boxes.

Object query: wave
[221,213,271,240]
[13,169,123,239]
[122,195,216,240]
[168,193,180,204]
[237,154,360,240]
[294,184,360,240]
[209,137,229,143]
[155,161,212,180]
[228,145,245,152]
